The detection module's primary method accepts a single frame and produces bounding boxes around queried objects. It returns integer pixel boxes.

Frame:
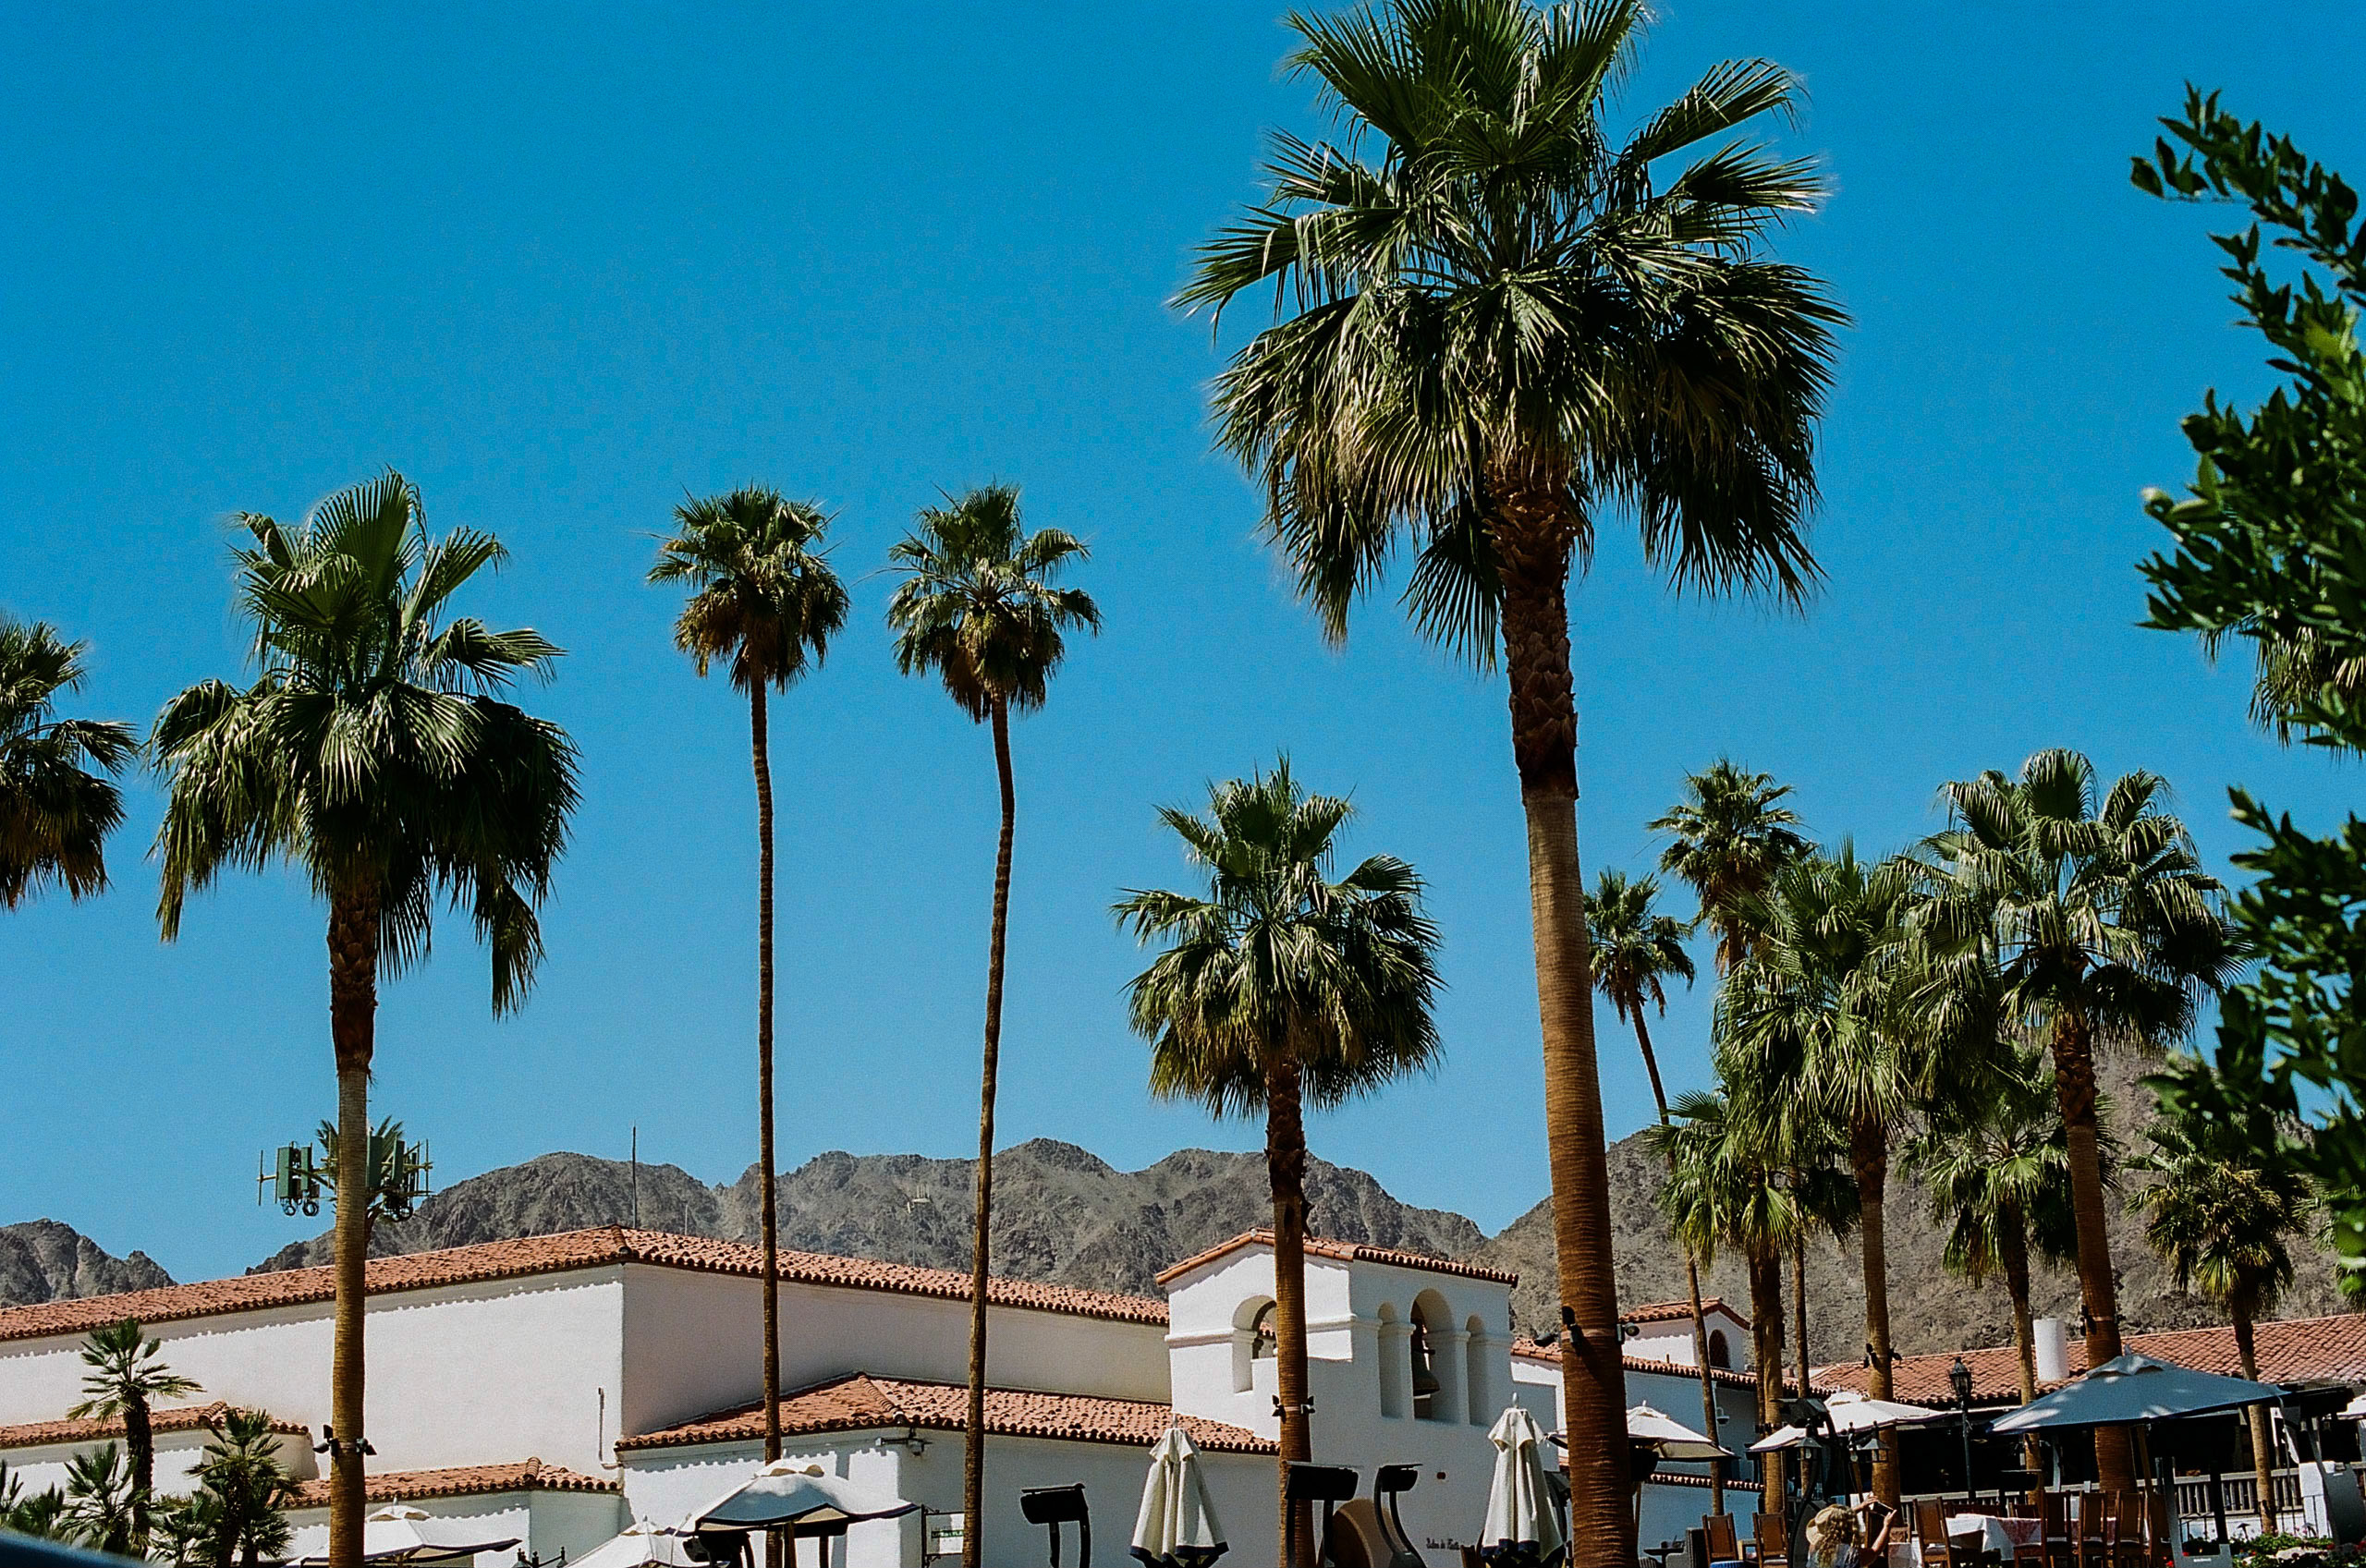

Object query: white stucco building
[0,1227,1775,1566]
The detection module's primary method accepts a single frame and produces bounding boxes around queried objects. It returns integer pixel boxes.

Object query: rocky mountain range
[18,1059,2358,1355]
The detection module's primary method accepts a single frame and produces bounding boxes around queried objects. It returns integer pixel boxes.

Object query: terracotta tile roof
[0,1227,1167,1345]
[0,1403,306,1453]
[1813,1309,2366,1409]
[1153,1230,1517,1287]
[1622,1298,1742,1328]
[282,1460,617,1510]
[616,1374,1274,1456]
[1510,1336,1811,1394]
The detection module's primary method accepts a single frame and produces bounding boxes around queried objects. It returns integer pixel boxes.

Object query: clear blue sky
[4,4,2359,1287]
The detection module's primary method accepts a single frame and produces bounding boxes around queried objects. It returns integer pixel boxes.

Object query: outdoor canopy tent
[1626,1404,1729,1462]
[1990,1355,2285,1434]
[294,1505,521,1565]
[690,1461,921,1534]
[572,1520,699,1568]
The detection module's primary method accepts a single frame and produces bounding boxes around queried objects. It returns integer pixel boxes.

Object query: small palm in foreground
[651,485,848,1472]
[193,1409,299,1568]
[67,1318,201,1546]
[0,617,134,907]
[152,472,579,1568]
[886,482,1097,1568]
[1587,870,1725,1510]
[1116,760,1442,1568]
[62,1444,137,1557]
[2134,1057,2313,1533]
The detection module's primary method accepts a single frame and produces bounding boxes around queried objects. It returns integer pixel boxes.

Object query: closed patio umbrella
[1627,1404,1728,1461]
[1130,1427,1227,1568]
[1481,1406,1567,1568]
[1990,1355,2285,1434]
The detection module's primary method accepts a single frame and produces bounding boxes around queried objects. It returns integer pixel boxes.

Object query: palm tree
[1903,1049,2089,1481]
[152,1492,221,1567]
[0,617,135,908]
[1178,5,1842,1545]
[66,1319,201,1547]
[62,1444,137,1556]
[152,473,579,1568]
[1653,762,1816,975]
[886,483,1097,1568]
[1588,869,1726,1511]
[1116,760,1443,1568]
[1648,1090,1804,1510]
[192,1409,298,1568]
[2132,1057,2313,1533]
[1717,847,1921,1503]
[1653,762,1818,1428]
[650,485,848,1474]
[1918,749,2239,1496]
[2,1460,68,1540]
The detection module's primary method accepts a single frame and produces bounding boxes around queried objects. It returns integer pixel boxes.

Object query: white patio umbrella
[1823,1392,1950,1434]
[296,1504,522,1564]
[689,1460,921,1533]
[1750,1426,1810,1453]
[1130,1427,1228,1568]
[1626,1404,1728,1461]
[571,1519,699,1568]
[1482,1406,1567,1567]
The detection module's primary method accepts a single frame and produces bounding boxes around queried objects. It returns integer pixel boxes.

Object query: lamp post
[1951,1356,1976,1509]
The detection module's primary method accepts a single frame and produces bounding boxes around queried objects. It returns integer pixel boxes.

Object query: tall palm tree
[886,483,1097,1568]
[1116,760,1444,1568]
[152,473,579,1568]
[650,486,848,1476]
[1903,1049,2090,1480]
[1918,749,2239,1496]
[2132,1057,2313,1533]
[1648,1089,1804,1510]
[1587,869,1726,1512]
[1718,847,1921,1503]
[1654,762,1818,1427]
[0,617,134,908]
[62,1445,137,1557]
[66,1319,201,1547]
[1179,5,1842,1546]
[1653,762,1816,975]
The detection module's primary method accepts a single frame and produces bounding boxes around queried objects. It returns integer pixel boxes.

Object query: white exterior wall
[1624,1307,1751,1373]
[0,1428,315,1502]
[619,1265,1167,1443]
[0,1270,628,1477]
[283,1488,626,1568]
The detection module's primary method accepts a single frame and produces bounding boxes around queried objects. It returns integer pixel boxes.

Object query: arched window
[1409,1301,1440,1420]
[1465,1314,1490,1425]
[1233,1296,1277,1392]
[1709,1330,1731,1370]
[1377,1303,1407,1419]
[1252,1302,1278,1359]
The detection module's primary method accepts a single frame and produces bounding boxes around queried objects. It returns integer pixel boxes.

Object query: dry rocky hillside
[18,1062,2357,1354]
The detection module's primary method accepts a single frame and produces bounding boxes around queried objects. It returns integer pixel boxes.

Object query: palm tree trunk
[1790,1199,1811,1408]
[961,699,1017,1568]
[1851,1122,1898,1506]
[1492,492,1630,1568]
[753,686,782,1490]
[326,883,378,1568]
[127,1393,152,1550]
[2050,1008,2132,1495]
[1749,1247,1787,1509]
[2233,1295,2275,1535]
[2000,1210,2043,1488]
[1632,1012,1726,1513]
[1267,1059,1315,1568]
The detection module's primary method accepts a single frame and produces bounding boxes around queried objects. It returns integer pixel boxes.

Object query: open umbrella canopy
[295,1505,521,1564]
[1626,1404,1728,1461]
[1991,1355,2285,1434]
[1130,1427,1227,1568]
[572,1519,699,1568]
[1824,1392,1950,1434]
[1481,1406,1567,1568]
[690,1460,920,1535]
[1750,1425,1810,1453]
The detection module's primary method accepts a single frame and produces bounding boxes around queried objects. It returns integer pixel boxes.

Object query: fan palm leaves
[2134,1054,2314,1532]
[1916,748,2240,1496]
[0,618,134,908]
[62,1444,138,1557]
[151,471,579,1568]
[886,482,1097,1568]
[1179,4,1842,1539]
[1588,869,1727,1509]
[1653,761,1816,975]
[66,1319,201,1546]
[650,485,848,1473]
[191,1409,299,1568]
[1116,759,1443,1567]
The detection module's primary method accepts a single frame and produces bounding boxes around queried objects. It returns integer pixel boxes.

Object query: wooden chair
[2107,1493,2148,1568]
[1703,1512,1750,1568]
[1755,1512,1790,1568]
[2143,1492,2174,1568]
[1914,1500,1959,1568]
[2071,1493,2110,1568]
[2039,1491,2072,1568]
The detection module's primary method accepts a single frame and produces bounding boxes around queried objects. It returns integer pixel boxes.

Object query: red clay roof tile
[281,1459,616,1510]
[616,1374,1273,1456]
[1153,1230,1516,1287]
[0,1403,306,1453]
